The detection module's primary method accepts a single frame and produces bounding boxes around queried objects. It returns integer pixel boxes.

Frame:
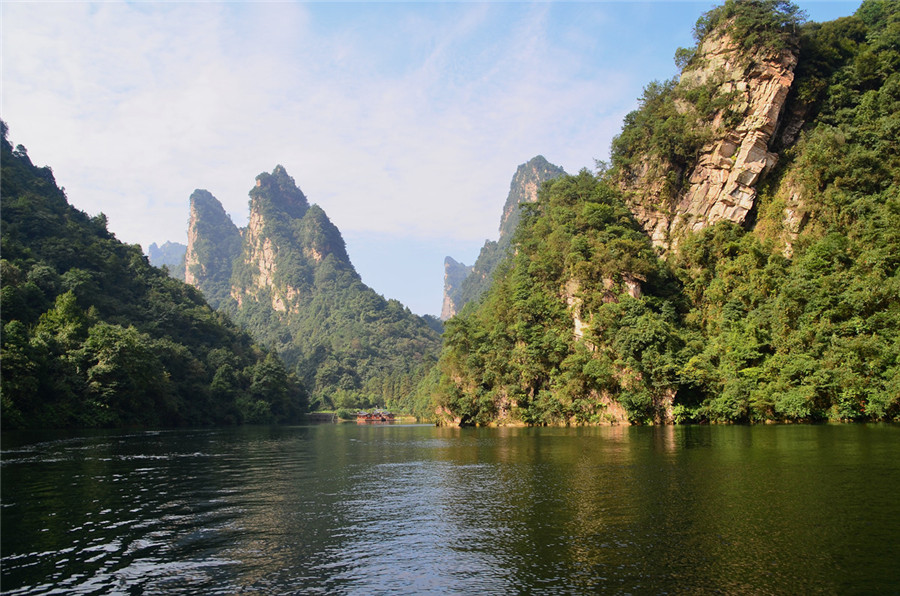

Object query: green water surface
[2,424,898,594]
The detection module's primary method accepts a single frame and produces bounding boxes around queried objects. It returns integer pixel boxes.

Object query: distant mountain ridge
[147,241,186,280]
[184,166,441,413]
[441,156,565,319]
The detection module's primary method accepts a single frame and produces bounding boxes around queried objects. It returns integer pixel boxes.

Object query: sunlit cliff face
[621,26,799,253]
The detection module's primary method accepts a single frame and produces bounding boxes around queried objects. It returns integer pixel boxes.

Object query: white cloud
[3,2,638,248]
[3,1,735,314]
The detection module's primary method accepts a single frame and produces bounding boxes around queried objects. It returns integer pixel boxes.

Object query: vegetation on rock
[185,189,242,308]
[4,0,895,429]
[443,156,566,319]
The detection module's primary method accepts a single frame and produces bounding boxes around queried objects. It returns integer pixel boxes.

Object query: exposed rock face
[562,274,643,345]
[184,202,203,287]
[184,189,242,308]
[770,173,810,258]
[229,168,352,314]
[234,207,283,311]
[563,279,588,342]
[781,193,807,258]
[298,205,350,265]
[442,156,565,319]
[497,156,566,241]
[624,28,799,251]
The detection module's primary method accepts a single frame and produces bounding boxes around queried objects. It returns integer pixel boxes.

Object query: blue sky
[1,1,861,316]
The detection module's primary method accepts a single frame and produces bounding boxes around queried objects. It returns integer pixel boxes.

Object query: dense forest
[184,167,442,415]
[425,0,900,425]
[0,122,306,429]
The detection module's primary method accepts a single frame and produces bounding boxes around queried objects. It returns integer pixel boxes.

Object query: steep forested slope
[672,0,900,422]
[184,167,442,412]
[0,122,305,429]
[427,0,900,425]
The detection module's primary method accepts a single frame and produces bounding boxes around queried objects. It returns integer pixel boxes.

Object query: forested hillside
[0,122,306,429]
[426,0,900,425]
[184,167,442,414]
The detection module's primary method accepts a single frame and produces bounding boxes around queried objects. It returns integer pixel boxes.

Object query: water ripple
[2,424,899,594]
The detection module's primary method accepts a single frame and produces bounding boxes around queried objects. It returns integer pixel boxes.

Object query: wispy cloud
[2,2,639,246]
[5,1,854,314]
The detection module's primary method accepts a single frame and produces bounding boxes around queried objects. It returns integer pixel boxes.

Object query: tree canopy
[427,0,900,425]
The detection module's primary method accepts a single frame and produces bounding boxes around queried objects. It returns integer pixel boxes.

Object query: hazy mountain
[147,241,186,280]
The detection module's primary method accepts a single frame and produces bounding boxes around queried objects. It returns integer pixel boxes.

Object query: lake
[2,423,898,594]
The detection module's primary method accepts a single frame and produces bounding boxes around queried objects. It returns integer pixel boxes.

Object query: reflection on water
[2,424,899,594]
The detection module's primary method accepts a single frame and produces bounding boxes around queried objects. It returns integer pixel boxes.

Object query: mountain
[184,166,442,413]
[0,122,305,429]
[147,241,186,280]
[184,189,242,308]
[442,156,566,319]
[426,0,900,426]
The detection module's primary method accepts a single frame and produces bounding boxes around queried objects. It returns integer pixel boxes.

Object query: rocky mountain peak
[250,165,310,221]
[184,189,241,306]
[228,166,358,313]
[178,164,441,410]
[499,156,567,241]
[297,205,351,266]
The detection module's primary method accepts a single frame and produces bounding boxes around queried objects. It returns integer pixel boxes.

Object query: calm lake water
[2,423,898,594]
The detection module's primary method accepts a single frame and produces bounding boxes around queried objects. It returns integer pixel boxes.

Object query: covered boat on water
[356,409,396,423]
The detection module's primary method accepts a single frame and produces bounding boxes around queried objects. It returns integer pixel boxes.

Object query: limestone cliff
[620,25,799,251]
[442,156,565,319]
[184,189,242,308]
[232,167,310,312]
[498,156,567,242]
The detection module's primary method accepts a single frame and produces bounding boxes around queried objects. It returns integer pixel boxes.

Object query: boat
[356,409,396,423]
